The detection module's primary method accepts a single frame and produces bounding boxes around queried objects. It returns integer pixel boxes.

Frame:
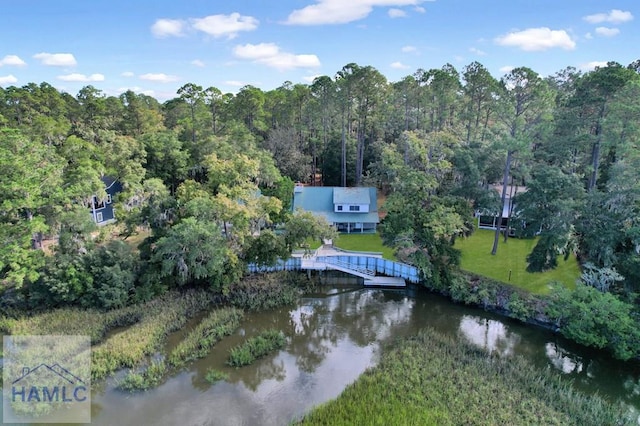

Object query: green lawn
[454,229,580,294]
[122,227,151,250]
[333,233,396,260]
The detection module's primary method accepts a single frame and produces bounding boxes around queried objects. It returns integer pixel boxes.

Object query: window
[106,194,112,204]
[349,205,360,212]
[96,212,103,222]
[337,205,343,211]
[94,196,105,209]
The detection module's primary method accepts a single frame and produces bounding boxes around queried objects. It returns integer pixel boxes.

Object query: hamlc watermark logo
[3,335,91,423]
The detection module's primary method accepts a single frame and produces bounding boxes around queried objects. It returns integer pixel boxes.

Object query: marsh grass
[2,272,306,387]
[226,272,304,311]
[298,328,632,426]
[168,308,243,368]
[118,359,167,392]
[4,306,141,343]
[1,289,217,381]
[205,368,228,384]
[227,329,286,367]
[90,290,216,380]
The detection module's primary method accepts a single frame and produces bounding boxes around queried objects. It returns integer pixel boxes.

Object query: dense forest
[1,60,639,357]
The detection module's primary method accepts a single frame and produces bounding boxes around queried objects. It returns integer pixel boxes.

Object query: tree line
[1,59,639,314]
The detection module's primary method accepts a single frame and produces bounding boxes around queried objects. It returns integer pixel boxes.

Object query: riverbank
[0,272,312,383]
[2,277,638,424]
[431,270,640,361]
[298,327,634,426]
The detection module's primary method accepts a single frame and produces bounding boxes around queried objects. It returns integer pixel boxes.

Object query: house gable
[332,187,371,213]
[292,185,379,232]
[90,176,123,225]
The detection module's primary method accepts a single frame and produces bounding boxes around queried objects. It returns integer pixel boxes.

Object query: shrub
[226,272,303,311]
[507,291,535,322]
[546,283,640,360]
[448,274,475,304]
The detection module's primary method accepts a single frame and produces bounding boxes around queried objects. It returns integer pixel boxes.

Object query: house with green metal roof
[292,185,379,233]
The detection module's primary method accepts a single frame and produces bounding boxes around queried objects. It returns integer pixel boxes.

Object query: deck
[247,242,420,287]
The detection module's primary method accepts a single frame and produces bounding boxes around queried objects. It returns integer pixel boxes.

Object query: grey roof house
[292,185,379,233]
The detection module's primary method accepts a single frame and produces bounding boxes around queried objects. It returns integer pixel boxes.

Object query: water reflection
[546,342,584,374]
[44,286,640,426]
[458,315,520,356]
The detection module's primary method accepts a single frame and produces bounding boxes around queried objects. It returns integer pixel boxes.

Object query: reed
[2,272,305,386]
[298,328,633,426]
[118,359,167,392]
[227,329,286,367]
[4,306,141,343]
[168,307,243,368]
[204,368,228,384]
[226,272,305,311]
[90,289,216,380]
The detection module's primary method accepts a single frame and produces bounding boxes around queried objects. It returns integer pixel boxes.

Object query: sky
[1,0,638,100]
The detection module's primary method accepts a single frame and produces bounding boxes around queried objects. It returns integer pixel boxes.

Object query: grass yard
[334,233,396,260]
[122,227,151,251]
[454,228,580,294]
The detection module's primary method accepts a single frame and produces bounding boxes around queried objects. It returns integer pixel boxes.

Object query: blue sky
[1,1,637,100]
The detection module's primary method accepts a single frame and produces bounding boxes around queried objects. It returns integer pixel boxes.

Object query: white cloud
[401,45,417,53]
[234,43,281,59]
[0,55,26,67]
[191,13,258,38]
[580,61,608,71]
[390,61,410,69]
[469,47,486,56]
[499,65,514,73]
[583,9,633,24]
[286,0,425,25]
[0,74,18,85]
[585,32,593,40]
[33,52,77,66]
[233,43,321,70]
[225,80,247,87]
[139,73,180,83]
[121,71,134,77]
[151,19,186,38]
[57,73,105,82]
[414,6,426,13]
[388,8,407,18]
[595,26,620,37]
[494,28,575,51]
[191,59,205,67]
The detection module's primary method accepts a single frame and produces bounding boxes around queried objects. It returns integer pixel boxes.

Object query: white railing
[323,258,375,276]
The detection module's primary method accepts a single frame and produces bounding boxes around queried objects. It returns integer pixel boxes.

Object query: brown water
[13,286,640,425]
